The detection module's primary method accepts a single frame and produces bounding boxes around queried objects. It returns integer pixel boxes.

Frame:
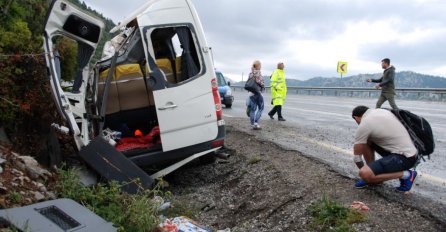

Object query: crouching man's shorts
[369,144,417,175]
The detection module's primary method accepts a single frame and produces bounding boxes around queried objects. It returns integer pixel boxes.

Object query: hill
[237,71,446,88]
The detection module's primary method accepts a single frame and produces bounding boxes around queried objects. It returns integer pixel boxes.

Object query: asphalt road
[223,89,446,204]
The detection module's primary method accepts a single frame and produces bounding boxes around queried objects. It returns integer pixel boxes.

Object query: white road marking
[285,107,353,122]
[287,107,347,118]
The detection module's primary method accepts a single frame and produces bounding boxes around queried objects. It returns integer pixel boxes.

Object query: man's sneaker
[355,179,368,189]
[278,117,286,121]
[396,170,417,192]
[398,178,404,189]
[268,113,274,119]
[254,123,261,130]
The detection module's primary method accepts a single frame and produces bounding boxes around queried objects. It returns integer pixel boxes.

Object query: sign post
[337,61,348,78]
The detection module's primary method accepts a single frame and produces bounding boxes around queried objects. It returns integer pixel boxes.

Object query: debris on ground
[157,216,211,232]
[350,201,370,212]
[0,198,116,231]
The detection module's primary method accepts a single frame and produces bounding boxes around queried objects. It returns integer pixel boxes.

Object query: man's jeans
[249,94,264,125]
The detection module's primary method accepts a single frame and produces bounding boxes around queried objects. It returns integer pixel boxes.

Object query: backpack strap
[413,153,422,171]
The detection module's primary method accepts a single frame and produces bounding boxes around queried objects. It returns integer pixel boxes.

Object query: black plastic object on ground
[79,137,154,194]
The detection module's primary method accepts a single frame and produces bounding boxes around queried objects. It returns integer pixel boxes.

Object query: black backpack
[389,109,435,160]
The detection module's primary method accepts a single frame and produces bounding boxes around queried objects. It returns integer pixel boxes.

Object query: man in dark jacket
[367,58,398,109]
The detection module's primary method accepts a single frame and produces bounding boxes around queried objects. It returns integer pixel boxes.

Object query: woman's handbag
[244,77,260,93]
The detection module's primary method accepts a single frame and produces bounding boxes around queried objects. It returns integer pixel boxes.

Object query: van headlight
[225,88,232,96]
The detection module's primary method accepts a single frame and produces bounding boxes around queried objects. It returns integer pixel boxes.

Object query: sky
[82,0,446,81]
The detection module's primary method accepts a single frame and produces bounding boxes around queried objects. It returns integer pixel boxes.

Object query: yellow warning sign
[337,61,348,74]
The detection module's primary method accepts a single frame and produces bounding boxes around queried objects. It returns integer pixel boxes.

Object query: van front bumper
[222,95,234,105]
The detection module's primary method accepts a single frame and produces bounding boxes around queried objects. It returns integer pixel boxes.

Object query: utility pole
[242,72,244,82]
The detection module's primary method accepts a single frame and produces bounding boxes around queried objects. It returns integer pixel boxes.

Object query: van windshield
[216,72,227,87]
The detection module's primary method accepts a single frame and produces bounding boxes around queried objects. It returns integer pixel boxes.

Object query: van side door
[138,0,219,152]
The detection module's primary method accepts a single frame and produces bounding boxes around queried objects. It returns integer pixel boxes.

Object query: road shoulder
[168,120,445,231]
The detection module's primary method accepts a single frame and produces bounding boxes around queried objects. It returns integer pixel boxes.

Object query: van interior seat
[98,63,156,136]
[175,56,182,82]
[114,64,151,111]
[156,58,176,83]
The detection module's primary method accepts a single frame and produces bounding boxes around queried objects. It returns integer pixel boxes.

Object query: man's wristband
[354,155,363,163]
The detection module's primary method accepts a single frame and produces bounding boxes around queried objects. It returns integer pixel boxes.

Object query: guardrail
[231,85,446,101]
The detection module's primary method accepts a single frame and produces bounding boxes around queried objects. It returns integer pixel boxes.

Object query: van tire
[225,104,232,108]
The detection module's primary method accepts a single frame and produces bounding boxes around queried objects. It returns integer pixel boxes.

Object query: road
[223,89,446,204]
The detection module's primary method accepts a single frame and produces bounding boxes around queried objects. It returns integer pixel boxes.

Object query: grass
[247,155,262,164]
[308,195,366,232]
[160,199,200,219]
[265,164,275,171]
[56,167,171,232]
[7,192,22,204]
[308,178,367,232]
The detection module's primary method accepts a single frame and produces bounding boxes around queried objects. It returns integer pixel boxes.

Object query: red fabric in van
[116,126,161,151]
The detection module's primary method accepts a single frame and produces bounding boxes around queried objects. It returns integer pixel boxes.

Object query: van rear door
[137,0,219,151]
[43,0,104,141]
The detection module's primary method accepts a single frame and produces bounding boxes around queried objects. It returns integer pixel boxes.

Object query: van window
[52,36,78,83]
[151,26,201,84]
[216,72,227,87]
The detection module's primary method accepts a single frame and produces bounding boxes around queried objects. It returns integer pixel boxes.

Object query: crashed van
[43,0,225,192]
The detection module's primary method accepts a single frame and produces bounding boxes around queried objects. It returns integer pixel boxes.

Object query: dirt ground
[168,123,445,231]
[2,117,445,231]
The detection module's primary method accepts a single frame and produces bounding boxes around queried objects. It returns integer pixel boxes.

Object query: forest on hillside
[0,0,114,156]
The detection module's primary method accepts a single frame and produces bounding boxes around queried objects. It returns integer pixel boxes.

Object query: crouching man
[351,105,418,192]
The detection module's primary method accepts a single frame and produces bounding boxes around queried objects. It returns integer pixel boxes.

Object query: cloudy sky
[82,0,446,81]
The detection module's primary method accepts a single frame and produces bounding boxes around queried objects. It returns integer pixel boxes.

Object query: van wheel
[199,152,217,164]
[225,104,232,108]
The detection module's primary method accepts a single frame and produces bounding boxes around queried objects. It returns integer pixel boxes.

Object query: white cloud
[81,0,446,82]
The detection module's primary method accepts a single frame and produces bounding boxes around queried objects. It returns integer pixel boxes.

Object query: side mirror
[227,81,231,86]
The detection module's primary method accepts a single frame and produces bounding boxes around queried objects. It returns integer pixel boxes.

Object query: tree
[0,0,115,156]
[0,0,58,156]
